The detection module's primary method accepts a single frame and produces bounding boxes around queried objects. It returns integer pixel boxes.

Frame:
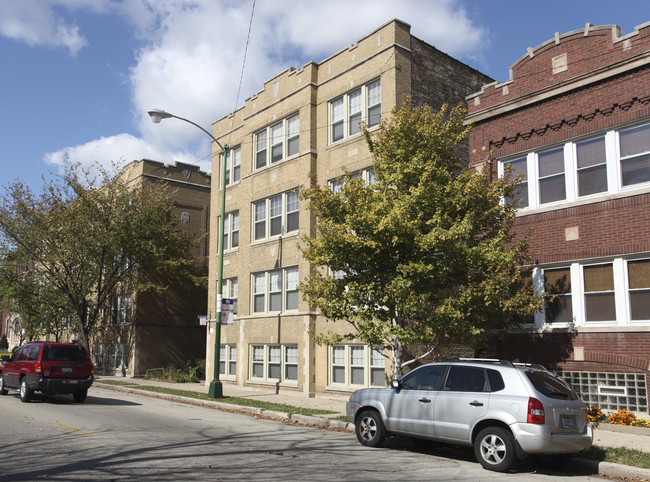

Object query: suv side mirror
[391,379,402,390]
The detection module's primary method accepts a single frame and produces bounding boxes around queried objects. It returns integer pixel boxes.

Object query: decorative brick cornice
[490,94,650,149]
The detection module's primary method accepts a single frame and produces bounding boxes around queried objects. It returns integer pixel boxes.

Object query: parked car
[0,341,94,403]
[346,358,592,472]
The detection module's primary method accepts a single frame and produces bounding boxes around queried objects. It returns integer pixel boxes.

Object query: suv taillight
[35,362,42,374]
[527,397,545,424]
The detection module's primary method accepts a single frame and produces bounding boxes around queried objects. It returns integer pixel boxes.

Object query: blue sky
[1,0,647,191]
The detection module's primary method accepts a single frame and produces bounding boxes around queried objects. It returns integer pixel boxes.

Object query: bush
[0,334,8,350]
[631,418,650,428]
[608,409,637,425]
[587,406,606,423]
[144,359,206,383]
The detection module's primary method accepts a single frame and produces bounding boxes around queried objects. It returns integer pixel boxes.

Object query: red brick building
[466,23,650,415]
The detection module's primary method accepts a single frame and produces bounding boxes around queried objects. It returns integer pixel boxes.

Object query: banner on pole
[221,298,234,325]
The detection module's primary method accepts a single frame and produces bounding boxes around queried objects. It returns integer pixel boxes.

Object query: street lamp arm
[147,109,227,151]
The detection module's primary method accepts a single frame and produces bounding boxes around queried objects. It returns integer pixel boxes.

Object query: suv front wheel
[355,410,386,447]
[474,426,516,472]
[20,378,33,403]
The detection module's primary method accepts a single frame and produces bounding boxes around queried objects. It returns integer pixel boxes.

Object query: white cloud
[0,0,89,55]
[34,0,489,176]
[43,133,214,177]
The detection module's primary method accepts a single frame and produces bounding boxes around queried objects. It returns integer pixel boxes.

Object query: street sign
[198,315,209,326]
[221,298,234,325]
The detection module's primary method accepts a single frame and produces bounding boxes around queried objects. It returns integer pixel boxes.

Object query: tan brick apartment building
[466,23,650,414]
[93,158,210,377]
[205,19,491,397]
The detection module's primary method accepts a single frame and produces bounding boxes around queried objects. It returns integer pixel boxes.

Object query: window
[224,146,241,186]
[252,190,299,241]
[329,168,377,193]
[538,147,566,204]
[444,366,489,392]
[544,268,573,324]
[401,365,446,390]
[329,345,385,388]
[499,123,650,211]
[504,157,528,208]
[250,344,297,382]
[108,343,129,369]
[583,264,616,322]
[628,259,650,320]
[329,79,381,143]
[252,267,299,314]
[111,294,132,325]
[285,267,299,310]
[219,344,236,378]
[254,113,300,170]
[619,124,650,186]
[535,258,650,327]
[222,211,239,251]
[222,278,238,314]
[576,137,607,196]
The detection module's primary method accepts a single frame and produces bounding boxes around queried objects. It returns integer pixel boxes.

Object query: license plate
[62,380,78,384]
[561,415,576,429]
[62,367,72,374]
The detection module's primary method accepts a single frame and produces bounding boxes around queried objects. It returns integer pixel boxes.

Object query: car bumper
[512,422,593,454]
[26,375,94,394]
[346,401,360,423]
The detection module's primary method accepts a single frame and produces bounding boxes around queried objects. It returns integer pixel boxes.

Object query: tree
[300,100,542,379]
[0,162,200,351]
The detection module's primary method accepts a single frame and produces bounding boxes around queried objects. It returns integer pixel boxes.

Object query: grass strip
[98,379,335,417]
[577,445,650,469]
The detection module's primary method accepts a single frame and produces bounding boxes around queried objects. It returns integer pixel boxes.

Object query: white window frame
[498,122,650,212]
[329,167,377,192]
[221,211,239,252]
[532,257,650,328]
[249,344,298,384]
[329,79,381,144]
[219,344,237,379]
[111,294,132,325]
[328,344,386,389]
[251,190,299,242]
[254,113,300,170]
[221,277,238,314]
[223,146,241,186]
[251,267,299,314]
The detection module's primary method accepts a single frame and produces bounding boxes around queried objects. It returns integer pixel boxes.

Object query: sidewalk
[94,376,650,479]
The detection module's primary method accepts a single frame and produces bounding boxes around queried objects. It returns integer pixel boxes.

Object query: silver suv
[346,359,592,472]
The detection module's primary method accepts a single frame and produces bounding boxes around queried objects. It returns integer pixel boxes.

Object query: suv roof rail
[512,362,549,371]
[450,358,515,367]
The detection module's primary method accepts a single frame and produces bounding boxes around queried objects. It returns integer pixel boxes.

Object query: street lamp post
[148,109,228,398]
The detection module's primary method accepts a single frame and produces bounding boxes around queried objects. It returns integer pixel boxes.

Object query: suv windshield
[525,370,577,400]
[42,345,90,363]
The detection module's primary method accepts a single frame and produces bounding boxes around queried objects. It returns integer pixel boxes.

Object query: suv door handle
[469,401,484,407]
[419,398,431,403]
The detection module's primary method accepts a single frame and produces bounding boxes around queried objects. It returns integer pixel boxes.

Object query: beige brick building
[206,19,491,397]
[93,158,210,377]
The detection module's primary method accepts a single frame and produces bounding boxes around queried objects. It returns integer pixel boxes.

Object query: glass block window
[561,371,647,413]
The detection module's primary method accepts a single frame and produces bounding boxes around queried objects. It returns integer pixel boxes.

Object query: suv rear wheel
[20,378,33,403]
[355,410,386,447]
[474,426,516,472]
[73,389,88,403]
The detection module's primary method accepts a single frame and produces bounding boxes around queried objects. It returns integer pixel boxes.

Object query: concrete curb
[95,382,648,479]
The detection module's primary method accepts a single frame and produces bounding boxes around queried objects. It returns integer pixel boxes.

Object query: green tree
[0,162,200,351]
[300,100,541,378]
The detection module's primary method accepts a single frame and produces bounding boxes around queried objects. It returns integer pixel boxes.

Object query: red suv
[0,342,94,403]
